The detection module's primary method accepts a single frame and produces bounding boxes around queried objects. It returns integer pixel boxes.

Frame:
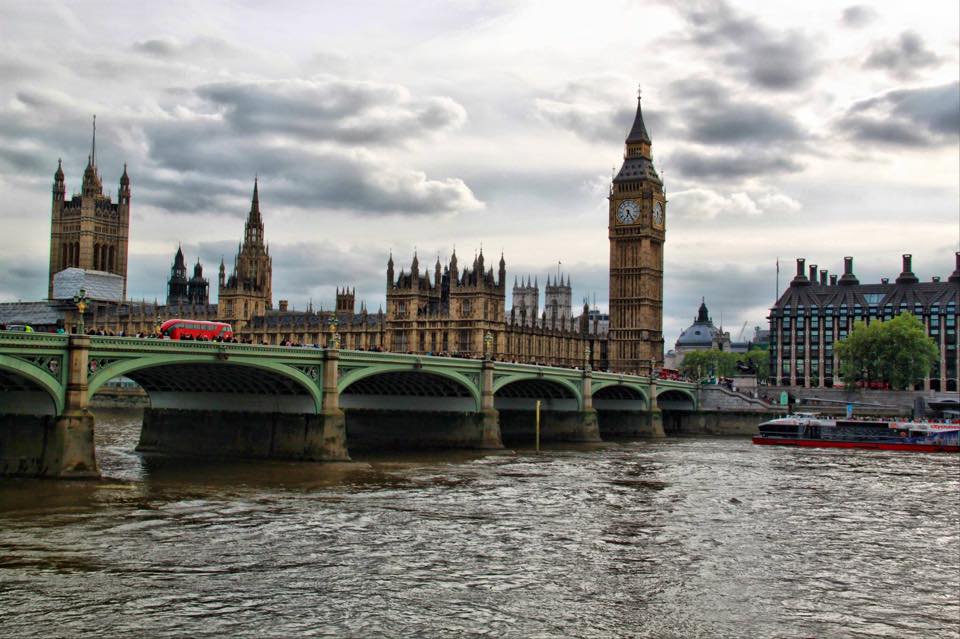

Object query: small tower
[387,252,395,290]
[166,245,189,305]
[188,258,210,305]
[336,287,356,313]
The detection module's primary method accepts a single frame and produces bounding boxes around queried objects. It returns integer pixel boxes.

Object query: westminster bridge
[0,333,700,478]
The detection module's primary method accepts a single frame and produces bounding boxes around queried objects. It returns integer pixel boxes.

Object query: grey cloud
[863,31,942,80]
[132,36,238,60]
[534,76,671,144]
[536,100,670,144]
[669,78,805,145]
[669,149,803,180]
[0,258,46,302]
[841,82,960,148]
[841,5,878,28]
[196,79,466,145]
[678,1,821,90]
[662,263,774,346]
[141,119,480,216]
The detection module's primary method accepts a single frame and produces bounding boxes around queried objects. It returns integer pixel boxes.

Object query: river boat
[753,413,960,453]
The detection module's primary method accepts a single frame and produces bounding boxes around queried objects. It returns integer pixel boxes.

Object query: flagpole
[775,257,780,304]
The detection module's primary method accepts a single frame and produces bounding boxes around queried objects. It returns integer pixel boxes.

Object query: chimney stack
[792,258,811,286]
[819,269,828,285]
[839,256,859,286]
[949,251,960,283]
[809,264,817,282]
[830,274,838,286]
[896,253,918,284]
[881,278,889,284]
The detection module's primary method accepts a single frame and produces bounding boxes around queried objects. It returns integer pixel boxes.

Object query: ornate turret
[387,252,395,289]
[118,164,130,205]
[613,89,660,185]
[244,178,264,247]
[53,159,65,203]
[499,252,506,287]
[81,156,102,197]
[696,298,709,323]
[167,245,189,305]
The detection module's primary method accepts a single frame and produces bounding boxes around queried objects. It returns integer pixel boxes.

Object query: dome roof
[675,299,720,347]
[676,322,720,347]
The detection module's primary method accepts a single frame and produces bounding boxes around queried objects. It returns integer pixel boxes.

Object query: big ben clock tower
[608,90,665,375]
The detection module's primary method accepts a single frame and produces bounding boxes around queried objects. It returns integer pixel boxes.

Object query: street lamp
[584,344,592,371]
[483,331,493,360]
[72,288,88,335]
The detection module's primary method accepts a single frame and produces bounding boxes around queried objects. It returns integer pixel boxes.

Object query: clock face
[617,199,640,224]
[652,201,664,226]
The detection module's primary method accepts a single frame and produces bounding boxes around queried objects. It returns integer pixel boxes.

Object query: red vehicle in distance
[159,319,233,341]
[657,368,683,381]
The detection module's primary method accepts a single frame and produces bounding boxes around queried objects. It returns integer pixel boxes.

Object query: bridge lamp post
[484,331,493,360]
[328,316,340,350]
[72,288,88,335]
[584,344,592,372]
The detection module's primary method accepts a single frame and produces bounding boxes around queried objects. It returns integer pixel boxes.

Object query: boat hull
[752,436,959,453]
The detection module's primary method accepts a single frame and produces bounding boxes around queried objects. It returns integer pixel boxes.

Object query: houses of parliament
[19,94,666,374]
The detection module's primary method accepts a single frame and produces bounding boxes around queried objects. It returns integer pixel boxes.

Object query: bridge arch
[88,355,323,414]
[0,354,64,415]
[655,387,697,411]
[493,374,583,411]
[338,365,481,412]
[591,382,648,410]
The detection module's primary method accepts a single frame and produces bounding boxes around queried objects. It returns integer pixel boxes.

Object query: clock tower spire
[607,89,665,375]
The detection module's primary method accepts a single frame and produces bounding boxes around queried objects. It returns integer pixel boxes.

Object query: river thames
[1,408,958,638]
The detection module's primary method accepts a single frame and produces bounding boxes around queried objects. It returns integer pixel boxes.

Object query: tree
[835,313,939,390]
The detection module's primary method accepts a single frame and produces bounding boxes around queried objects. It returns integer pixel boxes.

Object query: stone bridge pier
[0,335,99,478]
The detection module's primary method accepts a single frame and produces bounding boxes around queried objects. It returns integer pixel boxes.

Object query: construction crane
[737,321,748,342]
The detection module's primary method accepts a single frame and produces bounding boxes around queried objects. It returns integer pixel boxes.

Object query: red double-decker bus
[657,368,683,381]
[159,319,233,341]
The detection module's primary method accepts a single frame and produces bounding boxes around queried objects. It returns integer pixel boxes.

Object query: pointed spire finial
[637,84,642,100]
[91,115,96,167]
[625,87,651,145]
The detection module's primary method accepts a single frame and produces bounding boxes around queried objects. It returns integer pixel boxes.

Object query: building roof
[772,255,960,315]
[0,301,67,327]
[626,95,651,144]
[52,268,124,302]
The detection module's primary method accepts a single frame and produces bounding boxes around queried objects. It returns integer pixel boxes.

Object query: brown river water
[1,408,958,638]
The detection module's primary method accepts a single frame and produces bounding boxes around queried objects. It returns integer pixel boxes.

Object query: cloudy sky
[0,0,957,347]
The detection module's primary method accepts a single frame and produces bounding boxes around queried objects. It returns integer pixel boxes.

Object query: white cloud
[668,187,801,220]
